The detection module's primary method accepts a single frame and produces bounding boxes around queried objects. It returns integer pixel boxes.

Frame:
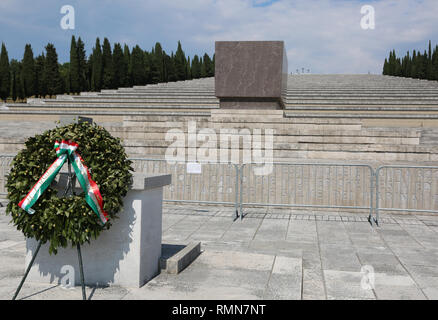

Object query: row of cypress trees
[0,37,215,102]
[383,40,438,81]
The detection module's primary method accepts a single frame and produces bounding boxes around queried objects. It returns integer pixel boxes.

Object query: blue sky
[0,0,437,74]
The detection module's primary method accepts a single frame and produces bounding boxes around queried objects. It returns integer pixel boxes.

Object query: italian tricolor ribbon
[18,140,108,225]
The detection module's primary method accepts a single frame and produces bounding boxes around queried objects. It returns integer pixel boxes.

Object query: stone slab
[161,242,201,274]
[24,175,171,288]
[215,41,288,109]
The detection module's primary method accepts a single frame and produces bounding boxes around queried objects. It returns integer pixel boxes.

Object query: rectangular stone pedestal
[215,41,288,109]
[25,174,171,288]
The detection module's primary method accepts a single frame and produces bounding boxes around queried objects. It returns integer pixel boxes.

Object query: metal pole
[368,169,374,226]
[233,165,239,221]
[12,240,42,300]
[374,168,380,226]
[239,164,244,220]
[76,243,86,300]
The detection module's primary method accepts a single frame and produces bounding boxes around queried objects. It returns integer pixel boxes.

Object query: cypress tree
[10,59,24,101]
[77,37,88,92]
[382,58,389,75]
[174,41,186,80]
[143,50,152,84]
[112,43,126,88]
[123,44,132,87]
[186,56,191,80]
[411,50,418,78]
[427,40,433,80]
[155,42,164,82]
[21,44,35,97]
[131,45,146,85]
[11,68,17,101]
[102,38,114,89]
[150,46,161,84]
[0,43,11,102]
[69,36,80,93]
[43,43,63,97]
[59,62,70,94]
[35,53,46,97]
[191,55,201,79]
[164,52,177,82]
[91,38,103,91]
[203,53,213,77]
[200,56,207,78]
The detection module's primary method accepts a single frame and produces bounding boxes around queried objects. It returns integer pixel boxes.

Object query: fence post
[233,164,239,221]
[375,167,381,226]
[368,166,374,226]
[239,164,244,220]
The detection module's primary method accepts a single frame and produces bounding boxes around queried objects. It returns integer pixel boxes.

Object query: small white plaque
[187,162,202,174]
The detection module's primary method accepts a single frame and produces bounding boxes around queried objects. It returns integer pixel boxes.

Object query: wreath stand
[12,158,87,300]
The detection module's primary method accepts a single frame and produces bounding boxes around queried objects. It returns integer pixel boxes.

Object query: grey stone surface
[162,242,201,274]
[25,178,169,288]
[2,204,438,300]
[215,41,287,109]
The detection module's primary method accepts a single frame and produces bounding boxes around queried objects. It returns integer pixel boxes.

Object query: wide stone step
[109,125,421,138]
[124,147,438,162]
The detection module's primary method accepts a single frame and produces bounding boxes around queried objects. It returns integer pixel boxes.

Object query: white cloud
[0,0,437,74]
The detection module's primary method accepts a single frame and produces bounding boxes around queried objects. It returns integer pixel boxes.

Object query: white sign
[187,162,202,174]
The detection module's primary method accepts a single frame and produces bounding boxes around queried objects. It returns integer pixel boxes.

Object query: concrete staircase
[1,75,438,164]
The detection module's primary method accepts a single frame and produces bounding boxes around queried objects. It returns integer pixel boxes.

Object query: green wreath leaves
[5,122,133,254]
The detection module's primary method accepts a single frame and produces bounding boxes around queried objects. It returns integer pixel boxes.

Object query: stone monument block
[25,173,171,288]
[215,41,288,109]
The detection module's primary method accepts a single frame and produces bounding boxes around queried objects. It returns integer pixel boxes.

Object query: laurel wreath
[5,122,133,254]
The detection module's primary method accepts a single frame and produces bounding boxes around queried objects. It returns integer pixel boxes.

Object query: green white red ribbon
[18,140,108,225]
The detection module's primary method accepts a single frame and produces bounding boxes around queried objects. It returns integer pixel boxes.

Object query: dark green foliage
[123,44,132,87]
[191,55,201,79]
[383,41,438,81]
[77,37,88,92]
[174,41,187,81]
[6,122,133,254]
[130,45,147,85]
[91,38,103,91]
[43,43,64,96]
[34,54,46,97]
[112,43,126,88]
[69,36,80,93]
[2,38,214,100]
[59,62,70,94]
[10,59,24,101]
[0,43,10,101]
[21,44,35,97]
[102,38,114,89]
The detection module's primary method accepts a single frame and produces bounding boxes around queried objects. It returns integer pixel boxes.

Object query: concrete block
[24,173,171,288]
[161,242,201,274]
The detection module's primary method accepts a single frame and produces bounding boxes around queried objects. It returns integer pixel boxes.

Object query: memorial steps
[1,75,438,164]
[115,110,432,163]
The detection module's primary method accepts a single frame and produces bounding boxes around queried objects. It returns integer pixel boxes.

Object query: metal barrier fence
[375,165,438,223]
[239,162,374,221]
[0,155,14,197]
[130,158,240,219]
[2,153,438,225]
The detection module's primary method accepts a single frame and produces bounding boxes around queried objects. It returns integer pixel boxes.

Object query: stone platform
[1,203,438,300]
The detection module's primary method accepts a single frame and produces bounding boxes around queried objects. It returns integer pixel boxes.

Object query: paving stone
[323,270,375,300]
[263,256,302,300]
[320,244,362,272]
[2,203,438,300]
[302,266,326,300]
[373,273,427,300]
[253,219,289,241]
